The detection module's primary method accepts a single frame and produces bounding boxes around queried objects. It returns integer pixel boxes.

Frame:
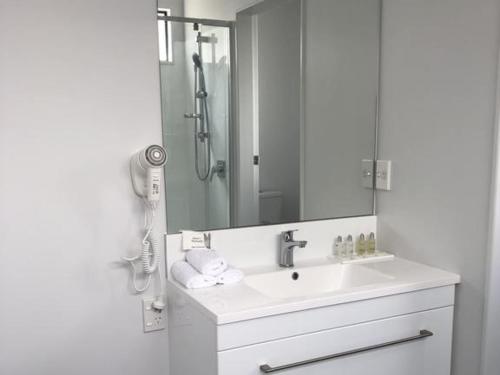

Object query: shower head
[192,53,203,70]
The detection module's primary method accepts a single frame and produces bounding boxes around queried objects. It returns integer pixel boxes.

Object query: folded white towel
[217,267,244,285]
[171,261,217,289]
[186,248,228,277]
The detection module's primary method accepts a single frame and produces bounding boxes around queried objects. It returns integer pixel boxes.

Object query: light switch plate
[142,297,166,333]
[361,159,375,189]
[376,160,392,191]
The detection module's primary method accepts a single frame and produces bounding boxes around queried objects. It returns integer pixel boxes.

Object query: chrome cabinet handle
[259,329,433,373]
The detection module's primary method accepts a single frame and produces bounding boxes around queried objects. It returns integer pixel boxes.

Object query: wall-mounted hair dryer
[124,145,167,296]
[130,145,168,206]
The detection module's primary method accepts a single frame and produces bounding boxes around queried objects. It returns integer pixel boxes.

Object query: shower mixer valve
[210,160,226,181]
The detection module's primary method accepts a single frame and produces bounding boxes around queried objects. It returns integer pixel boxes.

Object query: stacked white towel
[171,261,217,289]
[217,267,244,285]
[186,248,228,276]
[171,248,245,289]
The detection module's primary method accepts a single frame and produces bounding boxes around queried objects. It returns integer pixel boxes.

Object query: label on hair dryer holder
[147,169,162,202]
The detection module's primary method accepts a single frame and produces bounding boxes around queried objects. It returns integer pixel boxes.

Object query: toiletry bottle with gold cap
[368,232,376,255]
[356,233,367,256]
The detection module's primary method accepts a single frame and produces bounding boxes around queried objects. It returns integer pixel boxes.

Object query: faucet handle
[282,229,298,241]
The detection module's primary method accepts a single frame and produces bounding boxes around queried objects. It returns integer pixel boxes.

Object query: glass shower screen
[159,18,232,234]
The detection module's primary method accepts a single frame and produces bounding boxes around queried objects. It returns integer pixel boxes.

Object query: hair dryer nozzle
[143,145,167,167]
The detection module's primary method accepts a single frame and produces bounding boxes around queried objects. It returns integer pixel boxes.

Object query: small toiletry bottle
[368,232,376,255]
[334,236,343,259]
[356,233,367,256]
[345,235,354,258]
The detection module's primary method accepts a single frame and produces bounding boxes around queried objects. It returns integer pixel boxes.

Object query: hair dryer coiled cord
[141,228,160,275]
[122,206,160,293]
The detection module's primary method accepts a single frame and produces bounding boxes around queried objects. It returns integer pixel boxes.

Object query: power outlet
[142,297,166,333]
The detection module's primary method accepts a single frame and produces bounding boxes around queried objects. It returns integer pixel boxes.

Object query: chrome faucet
[279,230,307,267]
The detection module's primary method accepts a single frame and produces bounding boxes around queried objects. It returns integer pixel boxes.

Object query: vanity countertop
[166,257,460,325]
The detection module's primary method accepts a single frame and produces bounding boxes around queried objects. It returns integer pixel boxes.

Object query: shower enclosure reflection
[159,13,232,233]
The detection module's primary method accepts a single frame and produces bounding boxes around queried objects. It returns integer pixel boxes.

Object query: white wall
[482,156,500,375]
[481,49,500,375]
[302,0,379,220]
[0,1,169,374]
[377,1,500,375]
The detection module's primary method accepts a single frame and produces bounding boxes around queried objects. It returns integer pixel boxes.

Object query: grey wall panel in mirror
[302,0,380,220]
[158,0,380,234]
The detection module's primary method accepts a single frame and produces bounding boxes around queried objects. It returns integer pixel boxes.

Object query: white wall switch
[376,160,392,191]
[361,159,375,189]
[142,297,166,333]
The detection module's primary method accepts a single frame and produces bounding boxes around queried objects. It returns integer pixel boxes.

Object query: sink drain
[291,272,299,280]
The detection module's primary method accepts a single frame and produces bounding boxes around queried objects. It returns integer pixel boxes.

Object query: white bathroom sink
[244,263,394,299]
[168,257,460,324]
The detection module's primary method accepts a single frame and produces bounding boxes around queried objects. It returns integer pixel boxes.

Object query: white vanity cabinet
[167,283,456,375]
[218,307,452,375]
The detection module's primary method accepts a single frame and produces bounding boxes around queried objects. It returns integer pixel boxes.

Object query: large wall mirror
[159,0,381,234]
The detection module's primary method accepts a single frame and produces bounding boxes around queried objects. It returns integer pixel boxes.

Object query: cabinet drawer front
[218,307,453,375]
[217,286,454,350]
